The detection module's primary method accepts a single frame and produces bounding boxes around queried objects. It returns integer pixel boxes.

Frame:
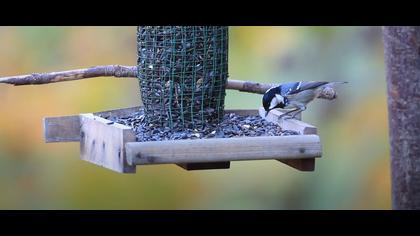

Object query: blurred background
[0,26,389,209]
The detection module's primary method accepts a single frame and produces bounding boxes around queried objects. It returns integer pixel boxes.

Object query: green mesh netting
[137,26,229,129]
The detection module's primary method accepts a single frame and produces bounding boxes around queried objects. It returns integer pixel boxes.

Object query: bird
[262,81,347,119]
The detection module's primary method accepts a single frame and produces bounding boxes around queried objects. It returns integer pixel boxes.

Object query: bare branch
[0,65,338,100]
[0,65,137,86]
[226,79,338,100]
[226,79,275,94]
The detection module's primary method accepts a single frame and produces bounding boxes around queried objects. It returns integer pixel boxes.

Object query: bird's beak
[265,110,270,117]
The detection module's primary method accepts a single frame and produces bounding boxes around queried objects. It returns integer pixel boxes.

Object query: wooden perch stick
[0,65,337,99]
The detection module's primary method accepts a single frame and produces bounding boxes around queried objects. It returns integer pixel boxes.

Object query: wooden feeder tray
[44,106,322,173]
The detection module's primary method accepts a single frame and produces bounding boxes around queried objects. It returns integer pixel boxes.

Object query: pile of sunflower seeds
[100,108,299,142]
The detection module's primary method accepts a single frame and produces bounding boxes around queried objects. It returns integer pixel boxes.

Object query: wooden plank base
[177,110,256,170]
[176,162,231,171]
[126,135,321,165]
[44,107,322,173]
[278,159,315,171]
[259,107,320,171]
[44,116,80,143]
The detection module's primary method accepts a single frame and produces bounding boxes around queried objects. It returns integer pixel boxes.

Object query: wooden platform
[43,106,322,173]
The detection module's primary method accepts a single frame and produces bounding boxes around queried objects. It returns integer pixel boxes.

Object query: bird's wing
[287,81,330,95]
[279,82,301,95]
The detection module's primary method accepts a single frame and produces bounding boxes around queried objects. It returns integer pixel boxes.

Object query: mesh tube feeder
[137,26,229,129]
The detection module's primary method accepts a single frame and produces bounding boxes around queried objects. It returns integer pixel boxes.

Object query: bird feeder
[2,26,324,173]
[137,26,228,129]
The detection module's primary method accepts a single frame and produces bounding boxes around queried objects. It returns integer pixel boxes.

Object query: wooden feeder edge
[43,106,322,173]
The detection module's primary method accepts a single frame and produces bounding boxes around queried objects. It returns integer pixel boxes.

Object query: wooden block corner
[79,113,137,174]
[258,107,317,135]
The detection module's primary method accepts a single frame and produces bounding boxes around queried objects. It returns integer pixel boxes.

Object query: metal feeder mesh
[137,26,228,129]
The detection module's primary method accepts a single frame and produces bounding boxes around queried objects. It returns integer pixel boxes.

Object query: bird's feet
[283,115,294,120]
[278,114,294,121]
[278,112,302,121]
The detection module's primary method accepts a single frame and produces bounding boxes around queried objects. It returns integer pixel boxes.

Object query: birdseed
[99,108,299,142]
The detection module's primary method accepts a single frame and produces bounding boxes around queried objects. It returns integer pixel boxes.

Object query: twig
[226,79,275,94]
[0,64,337,99]
[226,79,337,100]
[0,65,137,86]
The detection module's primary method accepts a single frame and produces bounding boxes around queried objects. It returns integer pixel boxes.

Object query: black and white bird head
[262,86,288,116]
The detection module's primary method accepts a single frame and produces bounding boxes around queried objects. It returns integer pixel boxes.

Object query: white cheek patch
[275,94,284,104]
[269,97,278,110]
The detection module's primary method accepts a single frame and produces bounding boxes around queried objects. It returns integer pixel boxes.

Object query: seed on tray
[99,108,299,142]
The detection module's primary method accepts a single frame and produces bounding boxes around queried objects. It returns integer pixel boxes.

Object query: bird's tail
[327,81,348,86]
[322,81,348,90]
[318,82,347,100]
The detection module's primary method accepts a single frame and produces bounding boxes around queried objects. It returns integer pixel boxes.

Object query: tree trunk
[383,26,420,209]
